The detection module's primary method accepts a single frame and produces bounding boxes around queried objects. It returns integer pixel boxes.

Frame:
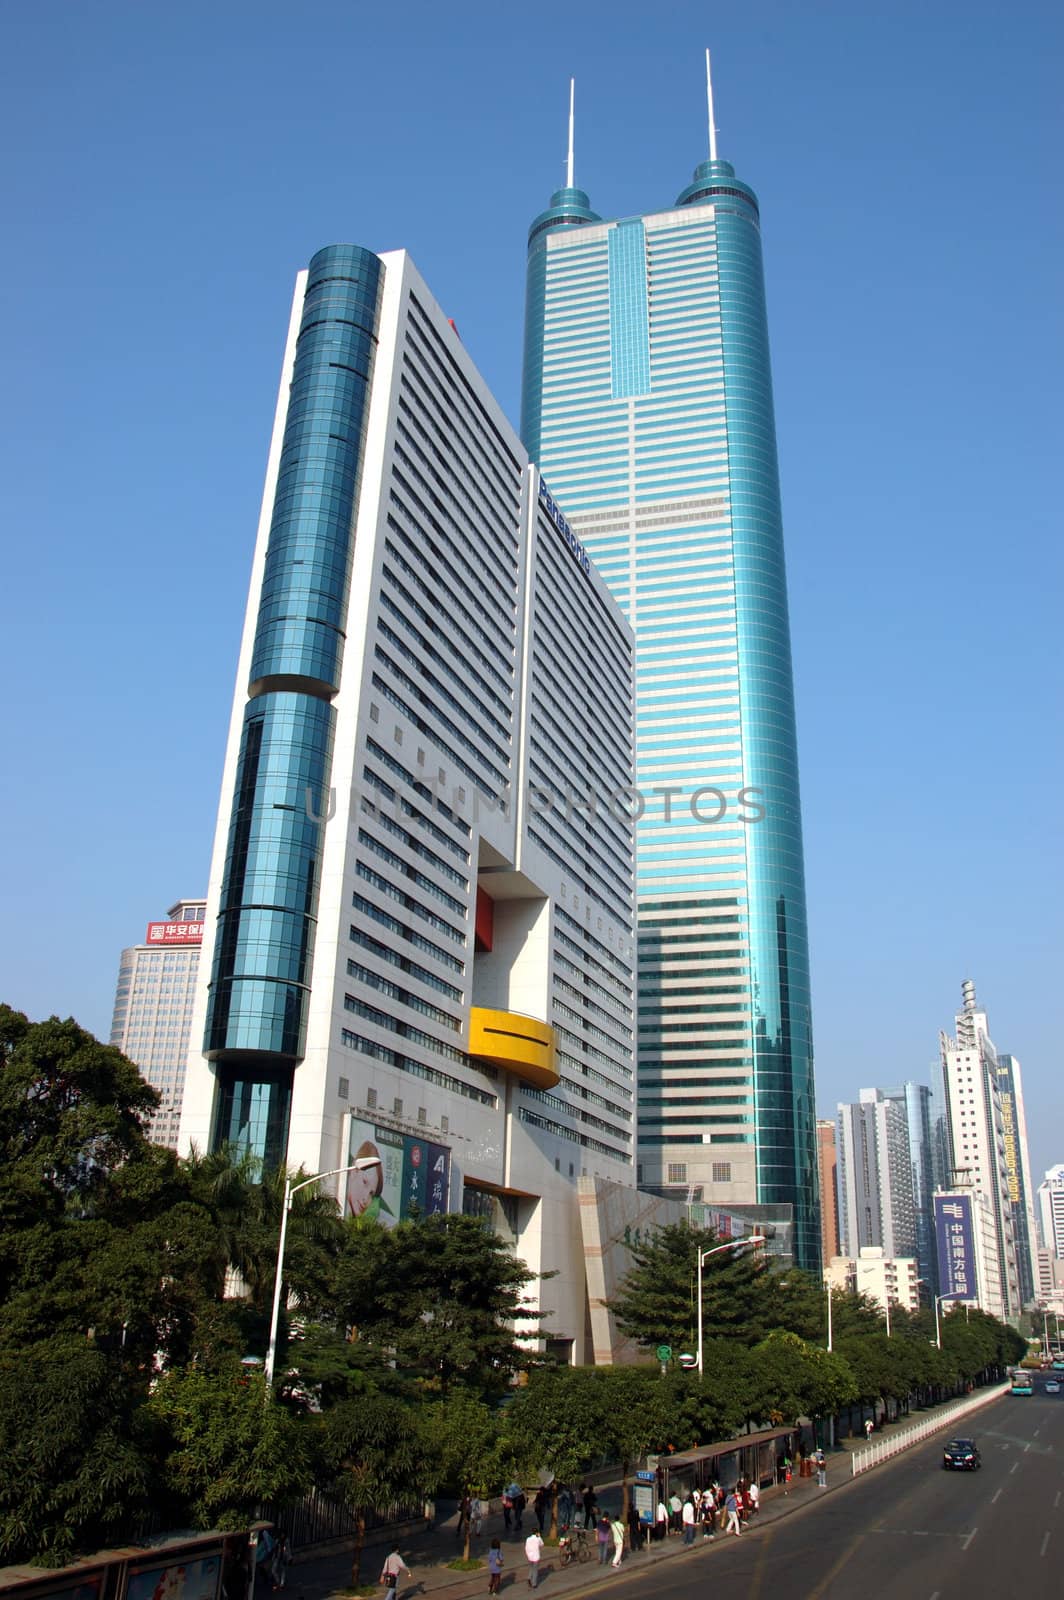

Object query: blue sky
[2,0,1061,1183]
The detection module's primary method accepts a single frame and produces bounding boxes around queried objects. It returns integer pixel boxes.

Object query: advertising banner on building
[146,920,204,945]
[345,1116,450,1224]
[934,1193,976,1300]
[126,1555,220,1600]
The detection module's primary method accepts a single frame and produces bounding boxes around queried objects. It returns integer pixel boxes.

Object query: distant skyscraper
[836,1090,916,1261]
[938,979,1021,1317]
[520,62,819,1267]
[885,1081,939,1297]
[178,244,639,1360]
[994,1054,1038,1305]
[110,899,206,1148]
[816,1118,840,1262]
[1037,1164,1064,1259]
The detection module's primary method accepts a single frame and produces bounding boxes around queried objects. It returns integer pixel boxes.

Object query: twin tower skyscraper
[521,71,818,1267]
[179,59,820,1281]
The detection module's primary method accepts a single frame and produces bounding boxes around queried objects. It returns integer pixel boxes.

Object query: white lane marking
[992,1489,1002,1503]
[961,1529,977,1551]
[1025,1441,1032,1452]
[930,1593,940,1600]
[1055,1491,1061,1509]
[913,1530,928,1537]
[1041,1532,1050,1557]
[1011,1461,1019,1474]
[1034,1427,1041,1437]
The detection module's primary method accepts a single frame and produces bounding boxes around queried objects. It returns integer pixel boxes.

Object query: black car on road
[942,1438,981,1470]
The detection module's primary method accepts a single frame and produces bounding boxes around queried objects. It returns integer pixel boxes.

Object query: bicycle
[559,1526,591,1565]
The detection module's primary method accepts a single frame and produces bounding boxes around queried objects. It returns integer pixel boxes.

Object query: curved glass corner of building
[711,187,820,1271]
[205,242,384,1168]
[521,188,602,458]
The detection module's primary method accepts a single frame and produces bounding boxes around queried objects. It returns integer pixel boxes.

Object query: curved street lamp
[695,1234,766,1375]
[263,1155,382,1389]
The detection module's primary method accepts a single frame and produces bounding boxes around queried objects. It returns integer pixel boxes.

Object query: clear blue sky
[2,1,1061,1182]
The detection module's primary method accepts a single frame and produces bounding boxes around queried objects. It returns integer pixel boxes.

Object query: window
[338,1077,349,1100]
[393,1098,403,1117]
[441,1115,449,1133]
[366,1087,377,1109]
[667,1161,687,1184]
[711,1161,731,1183]
[418,1106,427,1125]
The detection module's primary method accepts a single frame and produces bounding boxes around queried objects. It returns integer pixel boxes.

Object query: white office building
[179,244,637,1362]
[1037,1165,1064,1259]
[110,899,206,1148]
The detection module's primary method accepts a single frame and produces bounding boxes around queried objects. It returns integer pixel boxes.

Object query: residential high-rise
[179,244,638,1361]
[110,899,206,1148]
[938,980,1021,1317]
[885,1081,939,1297]
[816,1118,840,1263]
[1037,1164,1064,1259]
[520,64,819,1268]
[836,1090,916,1261]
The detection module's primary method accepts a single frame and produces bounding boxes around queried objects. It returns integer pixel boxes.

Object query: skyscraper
[110,898,206,1148]
[520,63,819,1266]
[993,1053,1038,1305]
[179,244,639,1359]
[816,1118,840,1263]
[938,979,1021,1317]
[1037,1164,1064,1259]
[836,1090,916,1262]
[885,1081,939,1296]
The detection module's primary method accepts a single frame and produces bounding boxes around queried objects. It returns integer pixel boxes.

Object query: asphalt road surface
[608,1388,1063,1600]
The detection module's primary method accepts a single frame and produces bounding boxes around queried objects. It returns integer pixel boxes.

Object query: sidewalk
[288,1393,990,1600]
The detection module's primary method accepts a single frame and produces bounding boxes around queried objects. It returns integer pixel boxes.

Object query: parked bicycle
[559,1526,591,1565]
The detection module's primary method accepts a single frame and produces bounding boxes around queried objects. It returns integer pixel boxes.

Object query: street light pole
[695,1234,766,1376]
[263,1156,382,1389]
[826,1280,833,1352]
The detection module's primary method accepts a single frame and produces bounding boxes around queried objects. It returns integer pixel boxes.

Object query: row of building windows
[358,826,466,914]
[384,519,513,684]
[345,973,459,1033]
[340,1027,497,1107]
[354,863,464,946]
[364,737,471,838]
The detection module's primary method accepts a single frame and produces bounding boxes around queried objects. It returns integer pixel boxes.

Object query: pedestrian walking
[725,1491,742,1537]
[423,1496,436,1534]
[864,1417,874,1441]
[668,1491,683,1532]
[471,1496,485,1537]
[681,1497,696,1546]
[610,1514,626,1569]
[457,1494,472,1542]
[379,1546,410,1600]
[502,1490,513,1533]
[655,1499,668,1542]
[626,1503,643,1553]
[815,1449,827,1488]
[596,1516,612,1565]
[487,1539,504,1595]
[513,1488,526,1531]
[583,1485,597,1528]
[269,1529,290,1590]
[748,1480,760,1516]
[701,1496,716,1541]
[524,1530,544,1589]
[559,1483,574,1527]
[534,1486,548,1534]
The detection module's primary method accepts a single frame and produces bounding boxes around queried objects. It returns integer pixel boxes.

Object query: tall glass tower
[521,64,820,1268]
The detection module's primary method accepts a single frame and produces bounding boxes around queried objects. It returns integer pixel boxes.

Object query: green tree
[327,1212,542,1395]
[505,1367,609,1531]
[142,1367,312,1530]
[746,1331,856,1428]
[422,1390,504,1558]
[598,1367,679,1519]
[610,1222,774,1353]
[0,1338,149,1566]
[322,1394,433,1586]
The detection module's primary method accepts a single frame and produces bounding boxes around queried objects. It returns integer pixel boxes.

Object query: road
[606,1388,1063,1600]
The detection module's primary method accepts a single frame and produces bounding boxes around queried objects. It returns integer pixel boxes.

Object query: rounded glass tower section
[521,186,601,459]
[206,244,383,1169]
[678,163,819,1269]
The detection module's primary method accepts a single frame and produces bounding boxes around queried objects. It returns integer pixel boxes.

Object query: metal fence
[258,1487,422,1550]
[850,1380,1012,1477]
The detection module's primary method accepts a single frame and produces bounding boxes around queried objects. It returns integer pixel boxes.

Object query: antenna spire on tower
[567,77,575,188]
[705,48,718,162]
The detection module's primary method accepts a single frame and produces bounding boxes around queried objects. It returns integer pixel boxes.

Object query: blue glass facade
[522,157,820,1269]
[206,244,383,1167]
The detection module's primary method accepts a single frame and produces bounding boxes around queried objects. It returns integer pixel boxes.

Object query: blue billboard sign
[934,1194,976,1300]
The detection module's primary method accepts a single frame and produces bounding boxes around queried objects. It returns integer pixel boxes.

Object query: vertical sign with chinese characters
[934,1194,976,1300]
